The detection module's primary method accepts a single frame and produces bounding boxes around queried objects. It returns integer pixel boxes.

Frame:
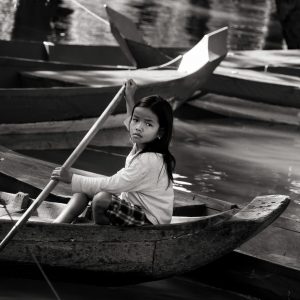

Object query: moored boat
[0,55,135,79]
[105,5,300,71]
[0,39,132,67]
[0,145,289,281]
[188,93,300,126]
[105,5,300,110]
[0,26,227,124]
[202,66,300,108]
[0,114,129,150]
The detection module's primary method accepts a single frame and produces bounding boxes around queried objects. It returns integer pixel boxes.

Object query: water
[0,0,284,49]
[0,274,252,300]
[172,117,300,219]
[0,0,298,299]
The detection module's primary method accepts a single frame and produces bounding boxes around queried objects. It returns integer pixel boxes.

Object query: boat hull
[0,197,288,279]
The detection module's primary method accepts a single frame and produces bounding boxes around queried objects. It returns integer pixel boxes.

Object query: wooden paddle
[0,85,126,251]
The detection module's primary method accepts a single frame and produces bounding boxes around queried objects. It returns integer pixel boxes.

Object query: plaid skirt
[105,195,150,226]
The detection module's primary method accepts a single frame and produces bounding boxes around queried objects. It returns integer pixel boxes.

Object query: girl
[51,79,176,225]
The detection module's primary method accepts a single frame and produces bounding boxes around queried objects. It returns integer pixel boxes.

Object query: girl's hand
[125,79,137,100]
[51,167,72,184]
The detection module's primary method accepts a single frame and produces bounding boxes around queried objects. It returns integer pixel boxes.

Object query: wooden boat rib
[0,27,227,124]
[0,145,289,280]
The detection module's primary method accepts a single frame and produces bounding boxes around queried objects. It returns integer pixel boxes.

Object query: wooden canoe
[19,27,227,94]
[4,91,300,152]
[0,38,184,69]
[0,103,213,151]
[105,5,300,70]
[0,55,136,92]
[187,250,300,300]
[0,39,132,67]
[4,5,300,73]
[0,114,130,150]
[202,66,300,108]
[188,94,300,126]
[0,102,220,151]
[0,27,227,124]
[0,145,289,281]
[110,21,300,109]
[106,5,300,109]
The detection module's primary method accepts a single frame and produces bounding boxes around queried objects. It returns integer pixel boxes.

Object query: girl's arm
[72,159,147,197]
[124,79,137,119]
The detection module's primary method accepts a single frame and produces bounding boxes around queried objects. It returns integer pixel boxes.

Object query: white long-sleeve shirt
[71,144,174,224]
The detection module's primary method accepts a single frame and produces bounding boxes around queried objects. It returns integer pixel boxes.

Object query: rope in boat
[69,0,109,26]
[1,202,62,300]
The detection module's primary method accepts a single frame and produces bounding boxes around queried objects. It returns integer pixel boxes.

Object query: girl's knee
[92,192,111,208]
[92,192,112,224]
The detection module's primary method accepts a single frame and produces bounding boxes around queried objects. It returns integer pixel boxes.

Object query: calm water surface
[0,0,298,299]
[0,275,252,300]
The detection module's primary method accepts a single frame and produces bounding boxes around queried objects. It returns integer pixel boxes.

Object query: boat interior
[0,190,238,225]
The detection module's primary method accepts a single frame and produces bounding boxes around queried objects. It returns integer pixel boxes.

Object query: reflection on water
[0,0,17,40]
[0,0,283,49]
[290,179,300,195]
[173,173,193,193]
[0,273,250,300]
[172,117,300,220]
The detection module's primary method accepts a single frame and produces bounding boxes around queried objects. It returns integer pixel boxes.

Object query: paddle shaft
[0,85,125,252]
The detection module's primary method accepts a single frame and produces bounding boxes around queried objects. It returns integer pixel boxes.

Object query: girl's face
[130,107,160,149]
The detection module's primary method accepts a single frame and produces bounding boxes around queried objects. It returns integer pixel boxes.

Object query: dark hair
[130,95,176,185]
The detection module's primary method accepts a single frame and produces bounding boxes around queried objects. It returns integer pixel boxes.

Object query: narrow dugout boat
[0,36,184,69]
[187,250,300,300]
[0,39,132,67]
[202,66,300,108]
[0,26,227,124]
[0,110,210,151]
[0,114,130,150]
[0,3,185,70]
[188,94,300,126]
[105,5,300,71]
[106,6,300,109]
[0,145,289,280]
[0,55,135,77]
[3,6,300,72]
